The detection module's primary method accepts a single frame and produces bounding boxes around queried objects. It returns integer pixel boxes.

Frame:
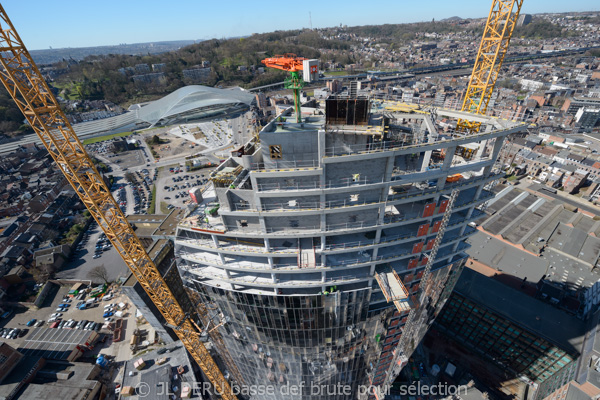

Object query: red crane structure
[261,54,308,123]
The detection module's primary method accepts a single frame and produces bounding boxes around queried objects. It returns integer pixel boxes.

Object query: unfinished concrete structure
[174,98,526,399]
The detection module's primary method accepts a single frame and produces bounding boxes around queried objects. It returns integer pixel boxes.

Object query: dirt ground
[141,129,204,160]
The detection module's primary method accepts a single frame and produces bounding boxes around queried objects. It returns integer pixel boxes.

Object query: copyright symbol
[137,382,150,397]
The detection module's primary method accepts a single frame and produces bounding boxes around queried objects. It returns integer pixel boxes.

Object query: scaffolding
[375,269,416,313]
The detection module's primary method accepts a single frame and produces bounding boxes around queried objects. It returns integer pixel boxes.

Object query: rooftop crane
[457,0,523,134]
[0,6,237,400]
[262,54,308,123]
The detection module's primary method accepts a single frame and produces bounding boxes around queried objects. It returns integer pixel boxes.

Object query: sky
[2,0,599,50]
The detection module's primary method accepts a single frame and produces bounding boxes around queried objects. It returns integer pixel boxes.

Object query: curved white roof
[136,85,255,126]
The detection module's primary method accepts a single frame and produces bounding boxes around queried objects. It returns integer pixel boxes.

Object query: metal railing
[251,160,320,172]
[179,196,488,237]
[256,176,386,192]
[232,198,382,212]
[324,125,516,158]
[176,238,299,254]
[182,264,371,287]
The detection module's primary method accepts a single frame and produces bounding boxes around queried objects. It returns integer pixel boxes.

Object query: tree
[88,265,110,284]
[124,172,136,183]
[150,134,161,145]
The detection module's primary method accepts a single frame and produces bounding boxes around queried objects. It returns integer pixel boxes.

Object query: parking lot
[57,221,128,282]
[106,148,146,170]
[0,284,118,346]
[155,166,214,211]
[0,283,144,363]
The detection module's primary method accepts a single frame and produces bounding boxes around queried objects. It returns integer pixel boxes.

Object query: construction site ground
[141,129,203,161]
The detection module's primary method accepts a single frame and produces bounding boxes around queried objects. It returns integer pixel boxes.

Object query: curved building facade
[133,85,255,126]
[175,99,526,399]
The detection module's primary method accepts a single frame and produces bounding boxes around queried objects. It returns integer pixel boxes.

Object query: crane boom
[0,6,236,400]
[262,54,307,123]
[457,0,523,133]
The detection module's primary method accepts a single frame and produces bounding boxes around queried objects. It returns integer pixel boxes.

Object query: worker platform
[375,270,416,312]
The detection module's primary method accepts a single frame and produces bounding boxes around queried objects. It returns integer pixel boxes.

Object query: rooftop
[127,214,168,238]
[120,341,197,400]
[455,268,586,356]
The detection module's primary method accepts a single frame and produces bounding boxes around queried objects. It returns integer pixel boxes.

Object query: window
[269,145,282,159]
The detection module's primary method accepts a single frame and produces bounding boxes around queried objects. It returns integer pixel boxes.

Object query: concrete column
[483,137,505,176]
[271,273,277,283]
[378,203,387,225]
[465,184,484,219]
[421,150,433,172]
[384,154,395,183]
[437,145,456,190]
[318,129,326,163]
[264,237,271,251]
[268,256,274,269]
[259,216,267,233]
[211,234,220,248]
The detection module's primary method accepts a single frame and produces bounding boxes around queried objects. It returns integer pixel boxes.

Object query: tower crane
[261,54,309,123]
[375,0,524,390]
[457,0,523,134]
[0,6,237,400]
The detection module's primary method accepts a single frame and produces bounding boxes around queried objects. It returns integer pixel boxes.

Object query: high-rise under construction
[174,97,526,399]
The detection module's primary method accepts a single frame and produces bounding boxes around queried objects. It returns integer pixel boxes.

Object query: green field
[82,131,133,145]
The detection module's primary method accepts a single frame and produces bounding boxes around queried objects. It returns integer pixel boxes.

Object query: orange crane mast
[0,6,237,400]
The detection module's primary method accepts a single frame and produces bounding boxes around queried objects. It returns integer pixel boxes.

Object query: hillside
[0,16,577,139]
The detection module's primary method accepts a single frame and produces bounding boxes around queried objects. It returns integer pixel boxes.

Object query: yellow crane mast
[0,6,236,400]
[457,0,523,133]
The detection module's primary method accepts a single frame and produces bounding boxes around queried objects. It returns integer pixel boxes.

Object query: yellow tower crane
[0,6,237,400]
[457,0,523,133]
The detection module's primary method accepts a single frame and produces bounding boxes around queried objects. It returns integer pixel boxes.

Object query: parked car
[26,318,37,327]
[103,311,113,318]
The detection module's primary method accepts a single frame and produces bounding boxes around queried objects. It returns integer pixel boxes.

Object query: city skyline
[2,0,598,51]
